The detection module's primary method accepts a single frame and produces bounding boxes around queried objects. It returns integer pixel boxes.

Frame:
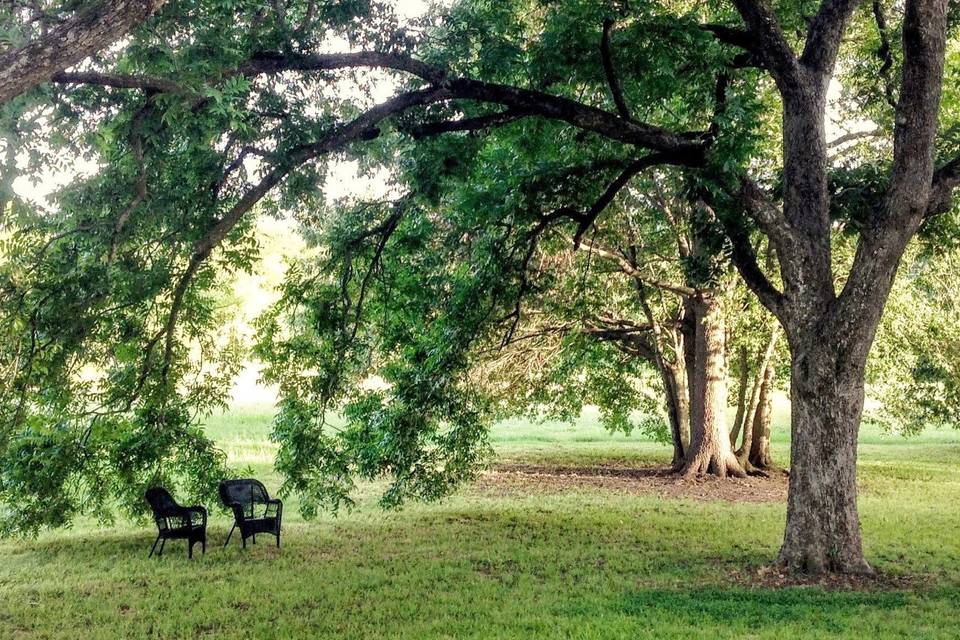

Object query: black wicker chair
[219,478,283,549]
[144,487,207,559]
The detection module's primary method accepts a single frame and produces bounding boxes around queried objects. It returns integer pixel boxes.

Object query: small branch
[707,71,730,140]
[827,129,881,148]
[577,239,696,297]
[730,0,802,92]
[401,108,533,139]
[705,200,786,318]
[799,0,864,74]
[701,24,756,51]
[108,102,154,262]
[601,19,633,121]
[733,177,792,249]
[572,152,672,246]
[871,0,898,110]
[50,70,192,95]
[500,235,540,348]
[927,154,960,218]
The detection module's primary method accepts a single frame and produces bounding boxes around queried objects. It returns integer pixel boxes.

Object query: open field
[2,401,959,639]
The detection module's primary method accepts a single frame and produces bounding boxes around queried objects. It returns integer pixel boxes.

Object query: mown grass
[2,398,959,639]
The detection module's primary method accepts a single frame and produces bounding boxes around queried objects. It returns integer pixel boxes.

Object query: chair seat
[165,523,205,534]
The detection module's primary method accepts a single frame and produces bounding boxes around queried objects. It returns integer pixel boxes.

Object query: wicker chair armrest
[186,505,207,527]
[225,501,247,522]
[265,498,282,516]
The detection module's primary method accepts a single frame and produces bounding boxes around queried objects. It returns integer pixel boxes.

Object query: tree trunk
[659,362,688,468]
[680,294,744,478]
[729,346,749,447]
[736,326,779,467]
[777,329,872,574]
[748,363,774,469]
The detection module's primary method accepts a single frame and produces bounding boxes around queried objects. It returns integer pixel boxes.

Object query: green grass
[2,398,960,639]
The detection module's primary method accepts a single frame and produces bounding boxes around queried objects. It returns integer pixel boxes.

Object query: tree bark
[0,0,167,105]
[748,363,774,469]
[736,326,779,467]
[729,346,749,446]
[659,362,689,468]
[777,328,872,574]
[680,293,744,478]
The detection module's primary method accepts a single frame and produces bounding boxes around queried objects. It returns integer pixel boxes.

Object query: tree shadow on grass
[615,587,910,634]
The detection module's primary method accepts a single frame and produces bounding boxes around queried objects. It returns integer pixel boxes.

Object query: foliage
[3,0,960,532]
[867,244,960,434]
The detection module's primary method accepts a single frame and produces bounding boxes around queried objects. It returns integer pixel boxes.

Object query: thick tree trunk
[777,331,872,574]
[680,294,744,478]
[748,363,774,469]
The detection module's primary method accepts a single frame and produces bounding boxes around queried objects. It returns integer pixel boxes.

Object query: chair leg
[224,523,236,548]
[252,533,256,545]
[241,533,246,549]
[158,538,166,557]
[188,540,193,560]
[149,534,161,558]
[276,532,280,548]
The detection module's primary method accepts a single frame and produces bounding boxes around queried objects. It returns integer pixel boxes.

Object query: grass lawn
[2,399,960,639]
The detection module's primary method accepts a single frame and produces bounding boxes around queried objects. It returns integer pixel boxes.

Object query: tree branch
[238,50,448,85]
[50,49,708,162]
[572,153,673,246]
[601,19,633,121]
[701,24,756,52]
[50,70,192,95]
[0,0,167,104]
[872,0,898,110]
[926,154,960,217]
[733,177,793,249]
[577,239,697,297]
[730,0,802,91]
[400,108,533,138]
[704,200,786,318]
[799,0,865,74]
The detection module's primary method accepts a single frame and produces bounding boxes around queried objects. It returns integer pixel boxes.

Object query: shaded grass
[2,400,960,639]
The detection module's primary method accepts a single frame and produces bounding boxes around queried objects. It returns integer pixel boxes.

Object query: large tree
[2,0,960,576]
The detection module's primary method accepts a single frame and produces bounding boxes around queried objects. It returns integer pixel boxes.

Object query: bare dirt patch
[471,463,788,503]
[732,564,927,592]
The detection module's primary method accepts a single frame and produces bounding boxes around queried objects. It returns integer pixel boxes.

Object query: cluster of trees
[2,0,960,575]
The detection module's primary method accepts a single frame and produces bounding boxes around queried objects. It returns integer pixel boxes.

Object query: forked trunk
[736,327,779,469]
[777,332,871,574]
[680,294,744,478]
